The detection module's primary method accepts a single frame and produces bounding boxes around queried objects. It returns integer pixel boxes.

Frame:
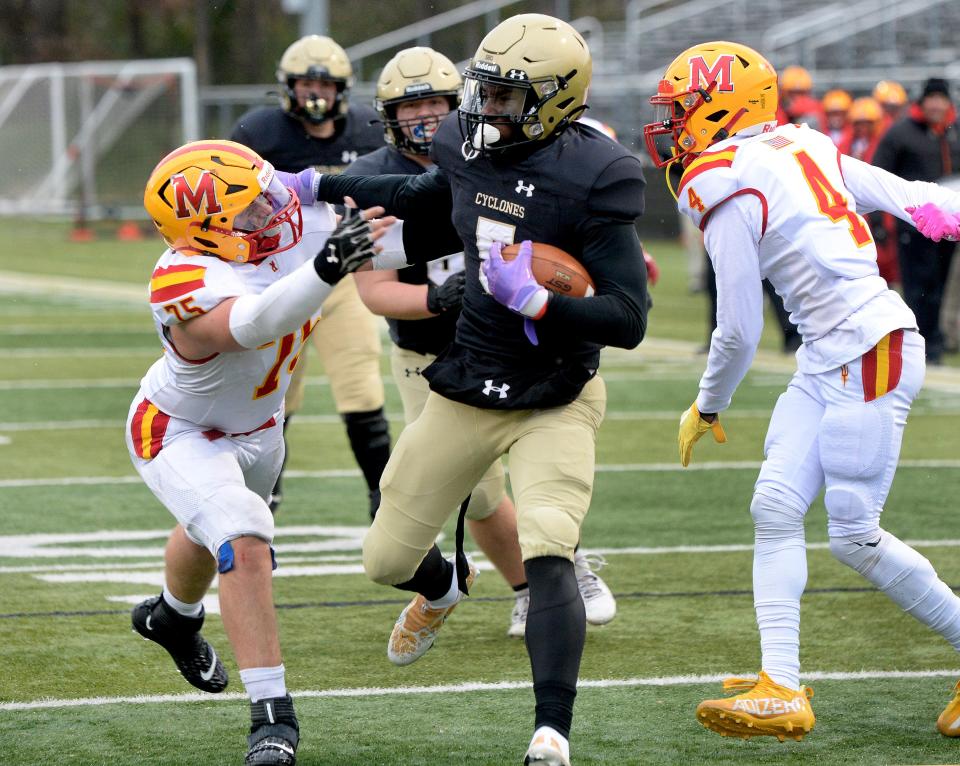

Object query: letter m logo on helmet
[171,171,222,219]
[689,54,736,93]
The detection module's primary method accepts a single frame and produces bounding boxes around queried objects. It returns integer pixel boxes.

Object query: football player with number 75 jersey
[644,42,960,743]
[127,140,396,766]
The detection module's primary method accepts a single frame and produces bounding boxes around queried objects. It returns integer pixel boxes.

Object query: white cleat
[507,591,529,639]
[524,726,571,766]
[574,550,616,625]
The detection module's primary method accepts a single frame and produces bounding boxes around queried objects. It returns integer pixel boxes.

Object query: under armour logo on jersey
[482,379,510,399]
[404,366,422,377]
[341,150,358,164]
[515,180,535,197]
[326,244,340,264]
[268,260,279,272]
[506,69,527,81]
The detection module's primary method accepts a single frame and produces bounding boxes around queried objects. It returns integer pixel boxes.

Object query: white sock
[426,560,459,609]
[752,494,807,691]
[240,664,287,703]
[162,585,203,618]
[529,726,570,762]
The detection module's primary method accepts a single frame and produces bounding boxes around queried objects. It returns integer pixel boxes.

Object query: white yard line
[2,668,958,711]
[4,459,960,489]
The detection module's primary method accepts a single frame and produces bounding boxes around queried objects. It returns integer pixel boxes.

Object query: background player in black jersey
[349,46,618,642]
[282,15,648,765]
[230,35,390,519]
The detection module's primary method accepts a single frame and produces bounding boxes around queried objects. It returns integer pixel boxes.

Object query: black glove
[313,207,378,285]
[426,271,466,314]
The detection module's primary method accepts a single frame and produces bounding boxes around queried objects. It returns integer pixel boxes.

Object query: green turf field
[3,220,960,764]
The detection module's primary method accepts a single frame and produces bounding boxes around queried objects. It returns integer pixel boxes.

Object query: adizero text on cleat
[131,594,228,693]
[696,670,814,740]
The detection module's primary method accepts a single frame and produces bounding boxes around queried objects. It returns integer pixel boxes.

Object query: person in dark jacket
[873,77,960,363]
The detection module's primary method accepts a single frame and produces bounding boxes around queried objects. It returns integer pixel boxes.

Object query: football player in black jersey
[283,15,648,765]
[230,35,391,520]
[351,46,618,643]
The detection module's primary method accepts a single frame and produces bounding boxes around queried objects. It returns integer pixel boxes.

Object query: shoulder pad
[149,253,244,327]
[677,148,741,228]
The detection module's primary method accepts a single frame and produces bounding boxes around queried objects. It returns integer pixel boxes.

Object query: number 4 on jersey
[687,187,706,213]
[795,150,872,247]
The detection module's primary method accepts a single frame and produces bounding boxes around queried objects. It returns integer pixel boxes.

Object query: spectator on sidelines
[874,77,960,364]
[823,89,852,146]
[230,35,391,519]
[842,97,901,286]
[776,65,826,132]
[348,46,618,639]
[874,79,909,129]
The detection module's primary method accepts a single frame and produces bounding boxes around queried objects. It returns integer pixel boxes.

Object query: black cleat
[246,695,299,765]
[131,594,228,693]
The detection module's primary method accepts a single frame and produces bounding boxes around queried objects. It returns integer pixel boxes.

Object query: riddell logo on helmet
[171,172,222,219]
[689,54,736,93]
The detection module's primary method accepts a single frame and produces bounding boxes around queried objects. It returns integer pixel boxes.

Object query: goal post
[0,58,198,221]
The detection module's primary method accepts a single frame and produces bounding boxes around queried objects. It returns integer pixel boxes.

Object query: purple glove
[906,203,960,243]
[483,240,549,345]
[273,168,318,203]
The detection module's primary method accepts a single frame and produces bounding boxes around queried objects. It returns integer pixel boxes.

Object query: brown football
[501,242,595,298]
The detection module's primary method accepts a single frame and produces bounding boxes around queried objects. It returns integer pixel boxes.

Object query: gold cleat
[937,679,960,736]
[696,671,815,741]
[387,562,477,666]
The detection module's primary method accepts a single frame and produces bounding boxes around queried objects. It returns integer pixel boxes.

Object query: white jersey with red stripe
[136,203,338,433]
[674,122,960,412]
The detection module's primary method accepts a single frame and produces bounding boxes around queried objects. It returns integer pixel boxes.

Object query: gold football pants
[362,376,606,584]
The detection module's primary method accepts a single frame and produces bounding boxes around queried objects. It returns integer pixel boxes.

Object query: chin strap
[663,152,682,202]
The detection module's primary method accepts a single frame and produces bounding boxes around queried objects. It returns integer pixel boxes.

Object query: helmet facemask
[195,175,303,263]
[285,75,349,124]
[644,80,725,168]
[458,70,583,155]
[381,94,458,156]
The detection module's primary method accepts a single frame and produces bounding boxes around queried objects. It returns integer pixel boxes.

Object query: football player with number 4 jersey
[128,140,395,766]
[643,41,960,741]
[280,15,647,765]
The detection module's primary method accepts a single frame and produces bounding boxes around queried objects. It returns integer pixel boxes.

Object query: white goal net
[0,58,198,220]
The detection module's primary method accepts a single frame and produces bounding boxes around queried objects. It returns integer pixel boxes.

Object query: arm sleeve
[841,153,960,222]
[696,194,765,414]
[316,167,453,221]
[539,222,648,349]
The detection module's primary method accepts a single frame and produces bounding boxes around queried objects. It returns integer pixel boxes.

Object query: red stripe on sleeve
[677,158,734,194]
[150,279,206,304]
[130,399,150,457]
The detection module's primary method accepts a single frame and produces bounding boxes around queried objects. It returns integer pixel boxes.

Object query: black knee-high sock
[342,408,391,517]
[524,556,584,740]
[393,544,452,601]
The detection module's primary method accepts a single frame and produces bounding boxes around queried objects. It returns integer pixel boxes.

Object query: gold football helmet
[643,41,778,168]
[822,89,852,114]
[277,35,353,123]
[376,47,461,155]
[143,140,302,263]
[849,96,883,124]
[460,13,591,154]
[873,80,907,106]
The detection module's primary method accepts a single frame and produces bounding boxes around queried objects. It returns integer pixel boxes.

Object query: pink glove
[273,168,318,203]
[906,203,960,243]
[643,247,660,287]
[483,240,549,345]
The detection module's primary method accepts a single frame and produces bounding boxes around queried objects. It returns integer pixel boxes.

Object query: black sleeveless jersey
[345,147,463,356]
[315,115,648,409]
[229,104,384,174]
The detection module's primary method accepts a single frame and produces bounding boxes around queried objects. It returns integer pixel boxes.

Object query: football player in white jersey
[128,140,394,766]
[644,42,960,741]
